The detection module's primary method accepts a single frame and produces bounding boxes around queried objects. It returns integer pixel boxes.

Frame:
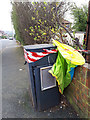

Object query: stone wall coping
[83,63,90,69]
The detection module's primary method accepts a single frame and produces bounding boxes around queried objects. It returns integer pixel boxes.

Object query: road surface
[1,39,79,118]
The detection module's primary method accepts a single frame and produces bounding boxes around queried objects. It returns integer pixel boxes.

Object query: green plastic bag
[49,51,76,94]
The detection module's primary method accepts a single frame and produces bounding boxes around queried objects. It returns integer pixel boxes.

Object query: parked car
[9,37,13,40]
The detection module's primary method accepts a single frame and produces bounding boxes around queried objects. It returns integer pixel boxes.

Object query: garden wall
[64,63,90,118]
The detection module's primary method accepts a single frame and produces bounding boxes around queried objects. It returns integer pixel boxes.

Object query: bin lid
[24,44,55,50]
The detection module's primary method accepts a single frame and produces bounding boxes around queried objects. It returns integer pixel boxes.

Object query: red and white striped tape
[63,49,89,52]
[24,49,57,63]
[24,48,89,63]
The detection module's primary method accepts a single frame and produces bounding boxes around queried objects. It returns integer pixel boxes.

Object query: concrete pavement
[1,39,79,118]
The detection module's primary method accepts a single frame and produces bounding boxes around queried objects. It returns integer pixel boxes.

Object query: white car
[9,37,13,40]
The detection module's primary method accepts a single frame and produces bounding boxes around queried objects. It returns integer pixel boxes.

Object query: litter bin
[24,44,60,111]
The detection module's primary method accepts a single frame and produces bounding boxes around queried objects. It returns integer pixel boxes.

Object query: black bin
[24,44,60,111]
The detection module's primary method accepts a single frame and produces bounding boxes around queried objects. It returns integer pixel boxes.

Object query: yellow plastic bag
[53,40,85,65]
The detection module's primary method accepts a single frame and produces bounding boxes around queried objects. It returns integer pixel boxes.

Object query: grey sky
[0,0,12,31]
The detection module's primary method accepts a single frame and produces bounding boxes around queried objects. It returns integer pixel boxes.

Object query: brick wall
[64,63,90,118]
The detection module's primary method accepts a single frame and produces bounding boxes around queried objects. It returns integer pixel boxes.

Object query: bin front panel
[28,53,58,110]
[35,65,60,111]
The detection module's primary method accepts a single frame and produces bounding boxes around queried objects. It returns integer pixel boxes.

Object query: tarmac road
[1,39,79,118]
